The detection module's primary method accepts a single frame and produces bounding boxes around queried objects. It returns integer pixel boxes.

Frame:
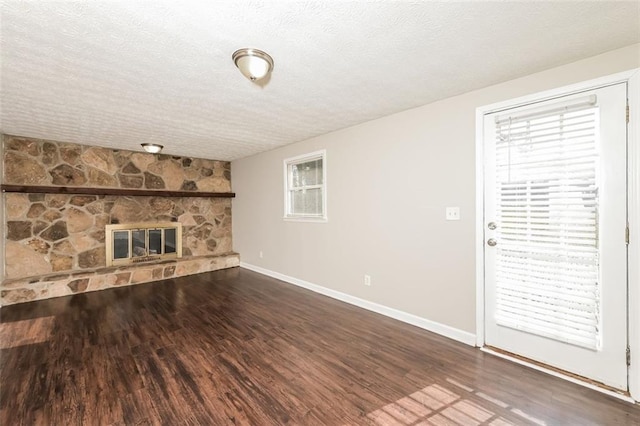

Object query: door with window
[483,83,628,390]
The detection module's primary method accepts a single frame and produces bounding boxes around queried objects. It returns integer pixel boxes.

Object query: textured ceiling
[1,1,639,161]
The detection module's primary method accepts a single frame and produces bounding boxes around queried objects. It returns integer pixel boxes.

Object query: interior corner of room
[1,2,639,423]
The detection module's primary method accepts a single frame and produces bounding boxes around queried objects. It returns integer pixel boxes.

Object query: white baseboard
[240,262,476,346]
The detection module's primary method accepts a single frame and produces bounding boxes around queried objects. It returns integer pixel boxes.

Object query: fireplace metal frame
[105,222,182,267]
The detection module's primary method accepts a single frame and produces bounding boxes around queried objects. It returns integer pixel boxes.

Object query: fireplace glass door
[105,223,182,266]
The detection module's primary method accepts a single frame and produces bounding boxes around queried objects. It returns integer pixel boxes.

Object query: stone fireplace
[1,135,240,305]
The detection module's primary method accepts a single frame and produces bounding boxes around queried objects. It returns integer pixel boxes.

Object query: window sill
[283,216,328,223]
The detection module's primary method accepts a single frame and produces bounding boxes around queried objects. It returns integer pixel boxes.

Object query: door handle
[487,238,497,247]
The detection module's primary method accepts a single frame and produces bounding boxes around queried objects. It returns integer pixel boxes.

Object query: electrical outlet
[364,275,371,286]
[446,207,460,221]
[259,251,263,258]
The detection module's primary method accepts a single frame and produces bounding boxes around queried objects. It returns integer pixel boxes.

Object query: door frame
[475,69,640,401]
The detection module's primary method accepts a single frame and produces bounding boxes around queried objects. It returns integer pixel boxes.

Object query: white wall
[232,44,640,335]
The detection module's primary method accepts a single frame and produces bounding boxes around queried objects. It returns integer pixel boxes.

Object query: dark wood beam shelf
[1,184,235,198]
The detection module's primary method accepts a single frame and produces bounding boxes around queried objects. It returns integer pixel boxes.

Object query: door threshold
[480,346,636,404]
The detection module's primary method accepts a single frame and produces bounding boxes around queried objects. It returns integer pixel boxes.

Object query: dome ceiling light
[232,48,274,82]
[141,143,164,154]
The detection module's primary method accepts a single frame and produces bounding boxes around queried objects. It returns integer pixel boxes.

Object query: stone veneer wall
[1,135,239,305]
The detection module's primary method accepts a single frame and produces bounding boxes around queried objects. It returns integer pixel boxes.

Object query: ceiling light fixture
[232,48,274,82]
[141,143,163,154]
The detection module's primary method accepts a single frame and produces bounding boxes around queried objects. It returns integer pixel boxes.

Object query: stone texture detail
[68,278,89,293]
[152,268,163,280]
[53,240,75,255]
[4,134,231,192]
[40,221,69,242]
[131,269,153,284]
[4,151,47,184]
[88,167,118,187]
[42,142,59,165]
[32,221,49,236]
[70,195,97,206]
[82,147,118,174]
[2,189,233,281]
[5,241,51,278]
[69,234,95,252]
[118,174,144,188]
[122,162,141,174]
[27,203,47,218]
[114,273,131,285]
[163,265,176,277]
[6,193,30,219]
[3,135,234,303]
[7,221,32,241]
[42,209,62,222]
[181,180,197,191]
[66,208,93,233]
[144,172,165,189]
[46,194,67,208]
[50,164,87,185]
[59,145,81,165]
[148,160,183,190]
[6,137,40,155]
[51,254,73,272]
[1,253,240,305]
[2,288,37,304]
[27,238,50,254]
[78,247,106,269]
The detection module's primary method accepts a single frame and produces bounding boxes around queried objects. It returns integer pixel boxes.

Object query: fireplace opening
[106,223,182,266]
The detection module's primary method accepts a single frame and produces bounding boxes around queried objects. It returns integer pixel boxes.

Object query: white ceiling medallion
[232,48,274,82]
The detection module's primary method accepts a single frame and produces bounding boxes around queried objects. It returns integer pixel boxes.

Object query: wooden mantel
[0,184,235,198]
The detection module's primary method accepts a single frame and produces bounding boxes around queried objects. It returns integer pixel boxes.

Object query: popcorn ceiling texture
[0,2,637,161]
[1,135,238,305]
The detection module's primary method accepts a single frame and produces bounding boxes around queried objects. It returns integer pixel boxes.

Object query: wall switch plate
[446,207,460,221]
[259,251,263,258]
[364,275,371,286]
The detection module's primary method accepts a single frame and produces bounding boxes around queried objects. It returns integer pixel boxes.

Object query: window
[284,150,327,221]
[491,96,602,349]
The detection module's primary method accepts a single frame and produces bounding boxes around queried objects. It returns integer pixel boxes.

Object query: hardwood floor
[1,267,638,425]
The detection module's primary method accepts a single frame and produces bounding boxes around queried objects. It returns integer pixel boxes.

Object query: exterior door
[483,83,628,390]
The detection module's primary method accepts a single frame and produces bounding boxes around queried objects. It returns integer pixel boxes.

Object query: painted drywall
[232,44,640,334]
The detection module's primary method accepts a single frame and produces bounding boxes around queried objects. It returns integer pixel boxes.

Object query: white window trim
[475,68,640,401]
[283,149,328,223]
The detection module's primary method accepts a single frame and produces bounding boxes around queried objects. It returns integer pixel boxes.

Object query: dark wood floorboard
[1,267,639,425]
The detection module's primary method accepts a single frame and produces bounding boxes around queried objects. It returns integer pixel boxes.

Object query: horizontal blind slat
[492,103,600,349]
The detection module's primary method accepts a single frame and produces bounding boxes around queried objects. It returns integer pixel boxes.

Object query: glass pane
[132,230,146,257]
[494,107,600,349]
[148,230,162,255]
[165,228,177,254]
[291,188,322,216]
[290,159,322,187]
[113,231,129,259]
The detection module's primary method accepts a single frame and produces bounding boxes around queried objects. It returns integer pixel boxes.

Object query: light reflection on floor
[0,316,56,349]
[365,378,546,425]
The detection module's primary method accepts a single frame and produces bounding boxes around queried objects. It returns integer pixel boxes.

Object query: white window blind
[284,150,326,220]
[493,95,601,350]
